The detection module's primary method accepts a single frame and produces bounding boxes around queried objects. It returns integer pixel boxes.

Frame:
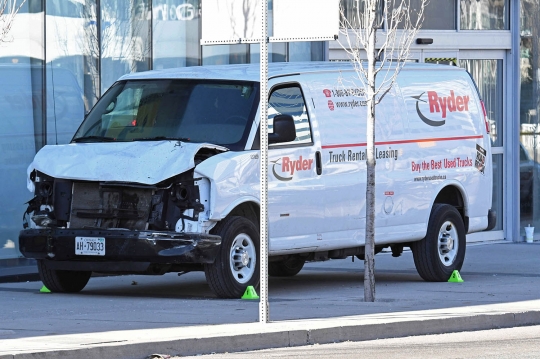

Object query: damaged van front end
[19,141,226,275]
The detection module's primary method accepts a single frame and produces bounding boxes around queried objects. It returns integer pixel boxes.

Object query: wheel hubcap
[240,251,250,266]
[438,221,458,266]
[229,233,256,284]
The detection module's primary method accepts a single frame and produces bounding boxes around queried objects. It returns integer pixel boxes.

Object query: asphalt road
[177,325,540,359]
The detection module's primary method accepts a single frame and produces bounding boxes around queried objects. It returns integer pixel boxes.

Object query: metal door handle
[315,151,322,175]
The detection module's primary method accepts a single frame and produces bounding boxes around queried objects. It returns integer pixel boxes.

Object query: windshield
[73,79,259,150]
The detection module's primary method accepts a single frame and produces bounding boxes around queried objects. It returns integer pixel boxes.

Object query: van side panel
[305,67,491,249]
[398,69,492,233]
[306,71,428,247]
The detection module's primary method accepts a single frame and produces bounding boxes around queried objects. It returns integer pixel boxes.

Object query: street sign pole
[258,0,269,324]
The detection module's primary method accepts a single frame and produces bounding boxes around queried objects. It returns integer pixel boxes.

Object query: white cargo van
[18,62,495,298]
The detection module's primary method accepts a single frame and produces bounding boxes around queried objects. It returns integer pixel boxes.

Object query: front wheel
[204,216,260,298]
[37,260,92,293]
[411,204,466,282]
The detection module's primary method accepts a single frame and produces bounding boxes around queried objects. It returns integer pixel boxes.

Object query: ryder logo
[411,91,470,127]
[271,156,314,182]
[328,100,335,111]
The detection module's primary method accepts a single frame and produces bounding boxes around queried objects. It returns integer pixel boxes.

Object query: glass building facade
[0,0,536,265]
[520,0,540,238]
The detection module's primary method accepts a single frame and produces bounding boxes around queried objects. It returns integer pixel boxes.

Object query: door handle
[316,151,322,175]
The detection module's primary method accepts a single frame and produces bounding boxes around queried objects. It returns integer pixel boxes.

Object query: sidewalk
[1,241,539,359]
[0,258,39,284]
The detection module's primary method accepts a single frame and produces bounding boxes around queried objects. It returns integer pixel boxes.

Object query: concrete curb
[2,301,540,359]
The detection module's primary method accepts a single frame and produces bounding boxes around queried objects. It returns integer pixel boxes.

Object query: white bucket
[525,225,535,243]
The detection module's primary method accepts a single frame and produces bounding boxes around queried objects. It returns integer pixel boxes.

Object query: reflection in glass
[268,86,312,145]
[153,0,200,69]
[520,0,540,238]
[249,42,291,63]
[289,42,324,62]
[250,42,324,64]
[460,59,503,147]
[391,0,455,30]
[202,44,250,66]
[270,43,287,62]
[339,0,381,28]
[0,0,43,259]
[101,0,151,93]
[460,0,508,30]
[340,0,361,27]
[341,0,454,30]
[491,154,503,231]
[46,0,96,145]
[460,59,503,232]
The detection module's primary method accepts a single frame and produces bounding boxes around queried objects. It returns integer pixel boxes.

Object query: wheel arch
[221,200,260,229]
[432,183,468,232]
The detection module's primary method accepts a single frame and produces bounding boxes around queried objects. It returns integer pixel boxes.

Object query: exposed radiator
[69,182,153,230]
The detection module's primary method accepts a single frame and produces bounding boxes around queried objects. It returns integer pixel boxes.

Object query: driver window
[268,86,313,146]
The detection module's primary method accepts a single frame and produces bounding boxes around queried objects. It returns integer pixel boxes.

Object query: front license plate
[75,237,105,256]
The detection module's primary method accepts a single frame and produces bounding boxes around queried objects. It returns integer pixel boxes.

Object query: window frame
[267,82,314,149]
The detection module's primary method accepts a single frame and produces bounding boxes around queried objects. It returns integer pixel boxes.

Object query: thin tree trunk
[364,1,377,303]
[338,0,427,302]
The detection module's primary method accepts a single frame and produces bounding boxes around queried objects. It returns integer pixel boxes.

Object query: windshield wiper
[72,135,117,143]
[132,136,191,142]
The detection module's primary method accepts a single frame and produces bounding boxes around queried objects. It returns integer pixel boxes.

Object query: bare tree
[0,0,26,43]
[338,0,427,302]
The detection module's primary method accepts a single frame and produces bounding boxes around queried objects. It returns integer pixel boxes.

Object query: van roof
[119,61,465,82]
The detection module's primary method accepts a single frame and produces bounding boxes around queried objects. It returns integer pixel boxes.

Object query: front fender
[194,151,259,221]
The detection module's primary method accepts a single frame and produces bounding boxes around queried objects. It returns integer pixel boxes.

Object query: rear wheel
[269,256,305,277]
[204,216,259,298]
[411,204,466,282]
[37,260,92,293]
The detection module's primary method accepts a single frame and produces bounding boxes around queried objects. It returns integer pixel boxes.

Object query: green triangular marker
[448,270,464,283]
[241,285,259,300]
[40,285,51,293]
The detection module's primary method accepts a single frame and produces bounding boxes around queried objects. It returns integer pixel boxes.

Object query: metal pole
[259,0,269,323]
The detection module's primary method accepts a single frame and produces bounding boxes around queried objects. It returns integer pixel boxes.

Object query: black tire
[411,204,466,282]
[204,216,260,298]
[269,256,305,277]
[37,260,92,293]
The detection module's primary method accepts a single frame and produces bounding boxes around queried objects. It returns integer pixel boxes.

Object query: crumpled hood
[28,141,228,188]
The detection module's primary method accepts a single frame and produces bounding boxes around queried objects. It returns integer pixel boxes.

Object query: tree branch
[0,0,26,43]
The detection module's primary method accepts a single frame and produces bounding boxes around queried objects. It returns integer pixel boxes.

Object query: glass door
[458,51,505,241]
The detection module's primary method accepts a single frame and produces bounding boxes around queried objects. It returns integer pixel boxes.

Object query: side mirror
[268,114,296,144]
